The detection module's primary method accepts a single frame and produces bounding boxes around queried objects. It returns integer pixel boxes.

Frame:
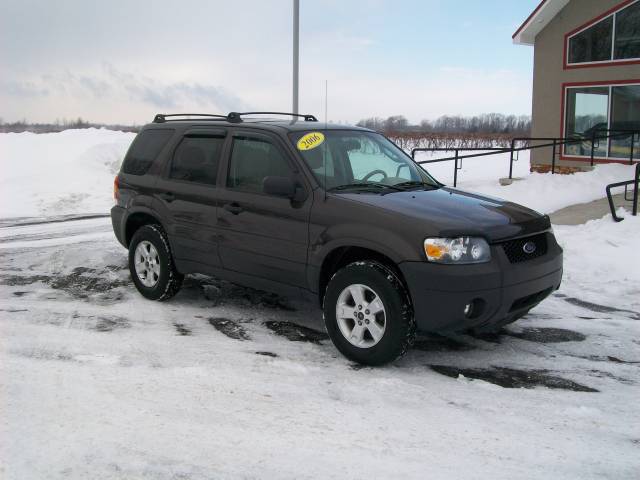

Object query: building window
[610,85,640,158]
[568,17,613,64]
[615,1,640,60]
[564,83,640,160]
[567,0,640,65]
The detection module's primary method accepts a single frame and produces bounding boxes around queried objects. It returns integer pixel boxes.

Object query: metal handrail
[410,129,639,187]
[411,147,508,187]
[606,162,640,222]
[589,128,638,166]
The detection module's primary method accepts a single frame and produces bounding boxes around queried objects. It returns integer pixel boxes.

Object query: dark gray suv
[111,112,563,365]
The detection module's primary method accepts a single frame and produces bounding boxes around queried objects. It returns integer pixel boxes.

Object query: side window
[170,136,224,185]
[122,129,174,175]
[227,137,292,194]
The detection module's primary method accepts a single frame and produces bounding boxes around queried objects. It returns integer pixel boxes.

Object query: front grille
[501,233,547,263]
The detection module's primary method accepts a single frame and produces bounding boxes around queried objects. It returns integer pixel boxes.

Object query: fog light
[464,299,486,319]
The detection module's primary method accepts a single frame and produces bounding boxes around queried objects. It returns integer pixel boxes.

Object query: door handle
[158,192,175,203]
[223,202,243,215]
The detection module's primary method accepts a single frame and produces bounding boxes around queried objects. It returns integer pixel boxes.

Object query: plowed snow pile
[0,129,135,219]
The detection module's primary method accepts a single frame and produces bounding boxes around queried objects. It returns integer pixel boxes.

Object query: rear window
[122,129,174,175]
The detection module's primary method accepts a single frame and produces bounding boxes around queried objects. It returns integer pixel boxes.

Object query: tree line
[0,117,139,134]
[1,113,531,149]
[355,113,531,151]
[357,113,531,135]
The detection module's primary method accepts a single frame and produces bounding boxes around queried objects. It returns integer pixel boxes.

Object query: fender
[306,223,421,293]
[121,205,166,247]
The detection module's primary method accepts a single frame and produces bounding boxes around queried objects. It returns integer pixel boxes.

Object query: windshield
[289,130,438,191]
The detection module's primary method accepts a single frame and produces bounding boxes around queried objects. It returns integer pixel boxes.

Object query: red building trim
[559,79,640,164]
[563,0,640,70]
[512,0,548,40]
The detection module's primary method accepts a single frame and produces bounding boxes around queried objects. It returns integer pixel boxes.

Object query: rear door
[154,128,227,269]
[216,129,312,287]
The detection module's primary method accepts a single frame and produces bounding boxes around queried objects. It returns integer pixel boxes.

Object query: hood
[335,187,550,242]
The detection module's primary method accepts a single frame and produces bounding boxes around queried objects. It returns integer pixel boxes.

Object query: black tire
[323,261,415,366]
[128,224,183,301]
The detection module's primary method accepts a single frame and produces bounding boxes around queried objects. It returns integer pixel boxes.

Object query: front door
[154,130,226,269]
[216,131,312,287]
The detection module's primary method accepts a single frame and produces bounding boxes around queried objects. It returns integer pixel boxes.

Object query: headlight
[424,237,491,264]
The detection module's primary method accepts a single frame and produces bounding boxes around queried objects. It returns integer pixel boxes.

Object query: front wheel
[128,224,183,301]
[323,261,415,366]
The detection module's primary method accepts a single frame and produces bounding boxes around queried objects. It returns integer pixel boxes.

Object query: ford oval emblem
[523,241,537,254]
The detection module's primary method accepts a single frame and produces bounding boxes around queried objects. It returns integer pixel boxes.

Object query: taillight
[113,176,120,203]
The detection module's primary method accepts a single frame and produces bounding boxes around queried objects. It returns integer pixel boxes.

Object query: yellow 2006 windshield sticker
[297,132,325,151]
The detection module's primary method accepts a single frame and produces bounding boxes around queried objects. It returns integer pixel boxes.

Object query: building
[513,0,639,172]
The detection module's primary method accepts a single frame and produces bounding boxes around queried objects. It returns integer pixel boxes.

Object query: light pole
[292,0,299,114]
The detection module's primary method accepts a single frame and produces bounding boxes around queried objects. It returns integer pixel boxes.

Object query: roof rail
[226,111,318,123]
[153,113,228,123]
[153,111,319,124]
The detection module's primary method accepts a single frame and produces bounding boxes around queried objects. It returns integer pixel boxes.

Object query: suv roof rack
[153,113,228,123]
[152,112,318,124]
[226,111,318,123]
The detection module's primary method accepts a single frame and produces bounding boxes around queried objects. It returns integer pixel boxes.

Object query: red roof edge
[512,0,548,39]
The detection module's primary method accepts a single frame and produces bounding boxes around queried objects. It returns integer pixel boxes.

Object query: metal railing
[587,128,638,167]
[410,128,639,187]
[606,162,640,222]
[410,147,509,187]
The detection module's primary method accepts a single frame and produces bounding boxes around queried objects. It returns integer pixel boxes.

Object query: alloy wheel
[335,283,387,348]
[134,240,161,288]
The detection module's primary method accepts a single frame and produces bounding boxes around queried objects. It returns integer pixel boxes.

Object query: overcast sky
[1,0,538,125]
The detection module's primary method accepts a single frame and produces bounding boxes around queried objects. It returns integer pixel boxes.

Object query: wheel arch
[124,208,164,247]
[316,244,408,307]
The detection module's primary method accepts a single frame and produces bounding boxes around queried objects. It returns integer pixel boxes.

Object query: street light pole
[292,0,299,114]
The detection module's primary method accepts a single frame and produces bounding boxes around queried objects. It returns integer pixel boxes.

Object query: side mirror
[263,176,296,198]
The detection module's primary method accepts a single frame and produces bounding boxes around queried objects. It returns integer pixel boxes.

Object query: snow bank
[554,211,640,310]
[0,129,135,219]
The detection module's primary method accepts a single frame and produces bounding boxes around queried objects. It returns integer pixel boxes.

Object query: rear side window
[122,129,174,175]
[227,137,293,193]
[170,136,224,185]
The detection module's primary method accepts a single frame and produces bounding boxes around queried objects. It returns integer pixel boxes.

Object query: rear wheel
[323,261,415,365]
[128,224,183,300]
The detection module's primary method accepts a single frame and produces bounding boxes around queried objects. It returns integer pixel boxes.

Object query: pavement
[550,193,633,225]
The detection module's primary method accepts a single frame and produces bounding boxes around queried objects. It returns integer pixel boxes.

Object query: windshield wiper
[392,180,438,190]
[328,182,403,192]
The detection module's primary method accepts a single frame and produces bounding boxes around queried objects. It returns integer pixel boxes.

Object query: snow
[1,216,639,479]
[1,130,640,479]
[416,150,637,214]
[554,211,640,311]
[0,129,135,219]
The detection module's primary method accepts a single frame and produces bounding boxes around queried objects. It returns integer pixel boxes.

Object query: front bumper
[399,232,563,333]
